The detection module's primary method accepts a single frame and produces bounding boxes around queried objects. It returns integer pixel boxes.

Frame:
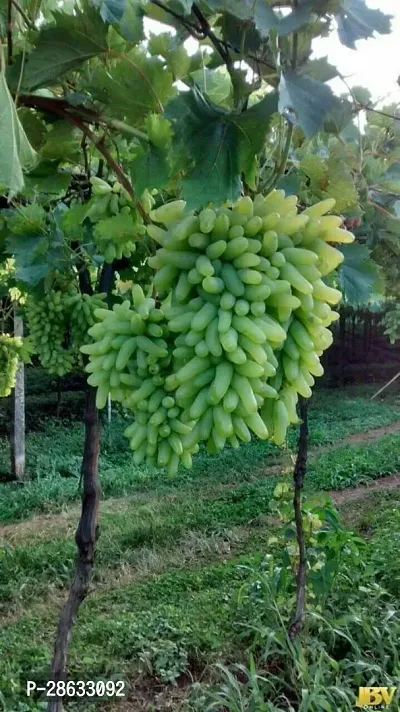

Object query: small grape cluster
[83,190,354,471]
[89,178,153,263]
[0,334,30,397]
[67,292,108,350]
[382,305,400,344]
[26,288,106,376]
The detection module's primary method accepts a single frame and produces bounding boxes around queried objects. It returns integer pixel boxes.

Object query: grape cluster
[0,334,27,397]
[26,288,106,376]
[82,286,199,474]
[67,292,108,350]
[89,178,152,263]
[382,305,400,344]
[83,190,354,469]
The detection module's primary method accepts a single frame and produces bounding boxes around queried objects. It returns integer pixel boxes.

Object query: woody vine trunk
[47,264,113,712]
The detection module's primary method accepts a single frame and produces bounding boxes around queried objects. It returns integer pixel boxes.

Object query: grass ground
[0,383,400,711]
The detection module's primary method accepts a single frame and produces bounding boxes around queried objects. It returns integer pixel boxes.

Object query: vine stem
[11,0,36,30]
[67,116,149,222]
[48,264,113,712]
[288,397,309,639]
[368,200,400,222]
[263,3,298,194]
[7,0,13,64]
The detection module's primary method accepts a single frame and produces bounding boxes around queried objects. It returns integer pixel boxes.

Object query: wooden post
[107,392,112,424]
[10,310,25,481]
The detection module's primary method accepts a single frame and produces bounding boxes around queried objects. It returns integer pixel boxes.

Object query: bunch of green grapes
[26,288,107,376]
[147,192,349,446]
[67,291,108,350]
[0,334,29,397]
[83,190,353,470]
[81,286,199,474]
[382,305,400,344]
[26,290,73,376]
[89,178,152,263]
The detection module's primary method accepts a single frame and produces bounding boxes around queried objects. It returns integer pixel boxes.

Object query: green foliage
[382,304,400,343]
[88,48,176,125]
[279,70,352,137]
[167,90,278,206]
[7,5,109,92]
[0,73,37,198]
[338,243,381,305]
[336,0,393,49]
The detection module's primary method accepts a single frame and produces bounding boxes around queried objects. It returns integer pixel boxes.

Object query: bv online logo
[355,688,397,708]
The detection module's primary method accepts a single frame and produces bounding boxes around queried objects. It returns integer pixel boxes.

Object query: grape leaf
[336,0,392,50]
[18,109,47,151]
[279,70,352,137]
[0,72,37,198]
[88,49,176,125]
[275,0,341,36]
[235,91,279,184]
[130,144,171,196]
[15,263,50,286]
[93,214,136,242]
[338,243,380,305]
[190,67,232,107]
[91,0,125,23]
[23,161,71,196]
[379,163,400,196]
[89,0,144,42]
[204,0,277,37]
[302,56,338,83]
[40,121,81,162]
[167,89,278,208]
[277,3,314,35]
[118,0,144,42]
[7,6,108,92]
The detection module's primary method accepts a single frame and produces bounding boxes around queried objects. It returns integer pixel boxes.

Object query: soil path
[1,420,399,544]
[331,472,400,505]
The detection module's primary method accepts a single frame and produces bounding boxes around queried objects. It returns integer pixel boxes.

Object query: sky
[313,0,400,104]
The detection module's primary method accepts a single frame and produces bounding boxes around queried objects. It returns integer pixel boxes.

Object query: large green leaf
[0,73,37,198]
[17,109,47,151]
[130,144,171,196]
[167,91,242,208]
[91,0,125,23]
[235,91,278,183]
[279,70,352,137]
[167,89,278,208]
[336,0,392,49]
[118,0,144,42]
[88,49,176,125]
[8,5,108,92]
[379,163,400,196]
[302,56,338,83]
[338,243,380,305]
[190,67,232,107]
[40,121,81,162]
[23,161,72,197]
[89,0,144,42]
[205,0,277,37]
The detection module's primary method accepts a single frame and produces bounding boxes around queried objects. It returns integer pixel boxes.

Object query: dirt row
[1,420,399,545]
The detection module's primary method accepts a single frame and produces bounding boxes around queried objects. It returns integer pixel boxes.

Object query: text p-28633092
[26,680,127,698]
